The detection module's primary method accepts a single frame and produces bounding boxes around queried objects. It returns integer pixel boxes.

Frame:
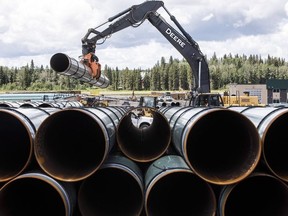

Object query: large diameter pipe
[34,106,125,182]
[0,172,76,216]
[19,101,42,107]
[117,107,171,162]
[228,106,288,182]
[37,101,66,108]
[37,101,83,108]
[160,106,261,185]
[60,101,83,107]
[218,172,288,216]
[145,155,216,216]
[50,53,110,88]
[0,107,60,182]
[78,154,144,216]
[0,101,23,108]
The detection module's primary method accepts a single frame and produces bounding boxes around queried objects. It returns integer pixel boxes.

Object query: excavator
[79,0,224,107]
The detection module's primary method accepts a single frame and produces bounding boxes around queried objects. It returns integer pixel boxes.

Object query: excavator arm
[81,0,210,95]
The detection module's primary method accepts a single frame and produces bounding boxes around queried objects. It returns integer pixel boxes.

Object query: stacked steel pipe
[0,105,288,216]
[116,107,171,162]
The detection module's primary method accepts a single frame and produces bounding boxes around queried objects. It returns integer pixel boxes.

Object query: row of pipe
[0,105,288,215]
[2,155,288,216]
[0,100,83,108]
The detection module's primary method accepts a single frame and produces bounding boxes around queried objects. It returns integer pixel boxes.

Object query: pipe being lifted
[50,53,110,88]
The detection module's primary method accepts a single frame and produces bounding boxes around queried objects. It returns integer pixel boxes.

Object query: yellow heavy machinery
[128,96,157,129]
[222,91,266,107]
[191,91,265,107]
[79,95,112,107]
[136,96,158,118]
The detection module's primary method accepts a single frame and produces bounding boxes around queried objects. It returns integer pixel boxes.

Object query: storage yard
[0,94,288,215]
[1,0,287,215]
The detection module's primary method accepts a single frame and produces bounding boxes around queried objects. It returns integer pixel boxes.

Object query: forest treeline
[0,53,287,92]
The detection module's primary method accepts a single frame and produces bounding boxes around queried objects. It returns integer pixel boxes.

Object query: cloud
[202,13,214,22]
[0,0,288,69]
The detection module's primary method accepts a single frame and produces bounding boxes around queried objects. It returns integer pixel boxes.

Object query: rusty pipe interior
[0,109,33,182]
[259,110,288,182]
[185,109,261,185]
[34,107,119,182]
[117,107,171,162]
[0,172,75,216]
[0,107,58,182]
[145,155,216,216]
[78,154,144,216]
[228,107,288,182]
[219,172,288,216]
[164,107,261,185]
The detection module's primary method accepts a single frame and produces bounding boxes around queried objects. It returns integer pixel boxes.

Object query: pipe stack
[0,100,83,108]
[0,105,288,216]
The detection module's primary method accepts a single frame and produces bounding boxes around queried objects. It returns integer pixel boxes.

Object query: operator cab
[131,97,155,129]
[138,96,157,108]
[189,93,224,107]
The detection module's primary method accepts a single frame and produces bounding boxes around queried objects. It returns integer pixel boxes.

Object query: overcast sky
[1,0,288,69]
